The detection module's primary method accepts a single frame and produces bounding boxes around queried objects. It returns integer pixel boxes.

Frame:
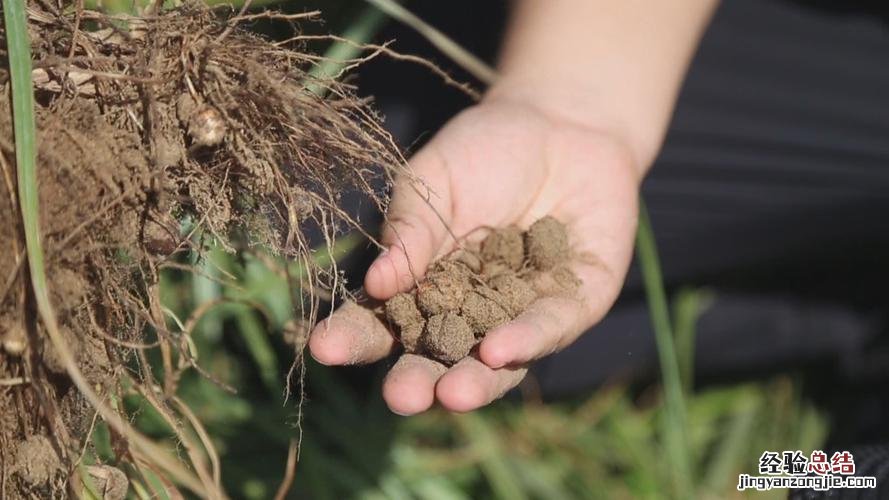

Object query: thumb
[365,145,454,299]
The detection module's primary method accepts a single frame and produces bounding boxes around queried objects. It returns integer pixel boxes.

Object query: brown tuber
[489,273,537,316]
[525,216,570,270]
[187,105,227,147]
[416,271,472,316]
[385,292,425,352]
[422,313,475,365]
[481,226,525,270]
[461,289,511,337]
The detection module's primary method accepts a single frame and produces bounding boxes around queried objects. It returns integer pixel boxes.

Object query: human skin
[309,0,719,415]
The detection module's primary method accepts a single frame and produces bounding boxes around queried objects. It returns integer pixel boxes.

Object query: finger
[365,146,454,300]
[308,300,396,366]
[383,353,448,416]
[435,356,527,413]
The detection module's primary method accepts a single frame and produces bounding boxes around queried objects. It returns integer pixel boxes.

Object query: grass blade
[672,287,709,394]
[456,413,528,500]
[235,306,283,394]
[702,397,758,493]
[4,0,42,308]
[365,0,497,85]
[635,200,693,498]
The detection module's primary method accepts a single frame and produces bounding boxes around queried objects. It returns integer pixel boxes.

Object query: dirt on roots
[0,2,412,498]
[385,216,580,366]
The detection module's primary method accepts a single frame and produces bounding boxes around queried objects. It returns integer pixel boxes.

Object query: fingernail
[308,348,329,366]
[371,247,398,277]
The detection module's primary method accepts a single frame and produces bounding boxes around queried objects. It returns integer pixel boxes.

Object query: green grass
[4,0,44,339]
[140,298,825,499]
[636,201,693,498]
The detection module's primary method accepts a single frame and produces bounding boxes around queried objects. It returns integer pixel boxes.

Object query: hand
[309,95,641,414]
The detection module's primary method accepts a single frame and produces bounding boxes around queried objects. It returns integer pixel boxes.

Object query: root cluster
[0,2,409,497]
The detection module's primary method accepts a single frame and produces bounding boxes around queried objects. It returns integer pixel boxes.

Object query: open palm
[310,97,640,414]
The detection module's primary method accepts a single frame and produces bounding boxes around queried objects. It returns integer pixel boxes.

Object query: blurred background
[102,0,889,498]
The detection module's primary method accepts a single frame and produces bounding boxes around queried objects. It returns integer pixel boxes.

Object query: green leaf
[635,201,693,498]
[306,6,388,97]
